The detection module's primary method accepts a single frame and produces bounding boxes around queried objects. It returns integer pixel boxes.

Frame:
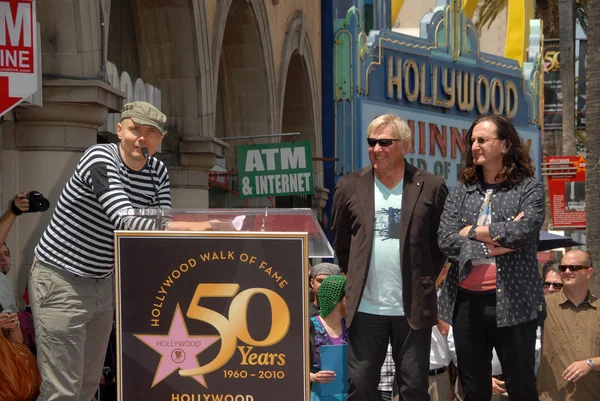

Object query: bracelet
[10,199,23,216]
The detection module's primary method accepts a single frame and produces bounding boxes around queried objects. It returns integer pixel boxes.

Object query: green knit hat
[318,275,346,317]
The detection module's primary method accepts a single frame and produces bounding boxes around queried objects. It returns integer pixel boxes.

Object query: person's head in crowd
[559,250,593,293]
[0,243,10,275]
[310,262,341,302]
[117,101,167,170]
[318,275,347,319]
[366,114,411,176]
[542,260,563,295]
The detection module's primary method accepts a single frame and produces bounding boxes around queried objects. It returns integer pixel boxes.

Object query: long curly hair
[459,115,535,186]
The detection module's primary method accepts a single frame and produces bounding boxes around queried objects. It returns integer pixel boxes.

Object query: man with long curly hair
[437,115,545,401]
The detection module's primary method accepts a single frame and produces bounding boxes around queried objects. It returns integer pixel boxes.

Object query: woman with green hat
[309,274,348,401]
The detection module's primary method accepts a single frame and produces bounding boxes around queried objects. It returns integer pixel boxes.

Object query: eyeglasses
[470,137,499,145]
[543,281,564,289]
[367,138,401,147]
[558,264,591,272]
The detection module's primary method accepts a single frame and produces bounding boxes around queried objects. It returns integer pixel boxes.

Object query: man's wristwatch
[586,358,595,370]
[468,225,478,240]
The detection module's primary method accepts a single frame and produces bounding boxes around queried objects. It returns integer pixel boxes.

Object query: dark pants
[452,290,539,401]
[348,312,431,401]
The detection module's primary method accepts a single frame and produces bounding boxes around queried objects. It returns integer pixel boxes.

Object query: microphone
[141,147,149,160]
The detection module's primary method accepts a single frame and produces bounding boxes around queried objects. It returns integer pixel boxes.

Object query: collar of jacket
[464,180,504,194]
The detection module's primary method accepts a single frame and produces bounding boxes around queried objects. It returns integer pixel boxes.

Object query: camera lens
[37,198,50,212]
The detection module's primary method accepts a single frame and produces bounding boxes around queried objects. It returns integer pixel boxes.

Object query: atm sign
[0,0,34,73]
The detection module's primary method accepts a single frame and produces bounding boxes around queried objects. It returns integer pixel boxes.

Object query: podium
[114,208,333,401]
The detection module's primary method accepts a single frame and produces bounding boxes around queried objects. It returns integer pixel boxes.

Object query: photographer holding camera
[1,193,30,274]
[1,191,49,265]
[0,193,32,336]
[1,191,51,278]
[1,192,47,355]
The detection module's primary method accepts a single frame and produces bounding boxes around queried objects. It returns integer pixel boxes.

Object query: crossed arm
[438,179,544,262]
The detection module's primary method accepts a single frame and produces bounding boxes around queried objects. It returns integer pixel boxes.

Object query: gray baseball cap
[311,262,341,279]
[120,101,167,135]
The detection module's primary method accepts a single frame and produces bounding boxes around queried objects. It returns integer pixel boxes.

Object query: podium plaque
[114,209,333,401]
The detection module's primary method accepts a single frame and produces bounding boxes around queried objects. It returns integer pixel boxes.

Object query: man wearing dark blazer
[332,114,448,401]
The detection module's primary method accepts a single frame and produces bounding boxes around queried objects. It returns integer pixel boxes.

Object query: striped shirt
[35,143,171,278]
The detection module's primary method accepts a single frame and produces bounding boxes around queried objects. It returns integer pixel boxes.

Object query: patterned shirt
[460,187,497,292]
[437,177,546,327]
[35,143,171,278]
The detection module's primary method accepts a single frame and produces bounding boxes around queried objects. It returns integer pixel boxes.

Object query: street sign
[0,0,38,117]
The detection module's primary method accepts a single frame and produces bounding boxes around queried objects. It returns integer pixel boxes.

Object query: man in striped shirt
[29,101,176,401]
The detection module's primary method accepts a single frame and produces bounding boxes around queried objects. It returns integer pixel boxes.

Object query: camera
[26,191,50,213]
[102,366,116,383]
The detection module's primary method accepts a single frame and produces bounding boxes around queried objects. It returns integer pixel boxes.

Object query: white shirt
[359,177,404,315]
[430,325,451,369]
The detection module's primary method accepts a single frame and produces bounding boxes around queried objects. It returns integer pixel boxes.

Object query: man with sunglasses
[332,114,448,401]
[537,250,600,400]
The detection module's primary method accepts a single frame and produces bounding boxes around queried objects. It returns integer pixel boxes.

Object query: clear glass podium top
[119,208,334,259]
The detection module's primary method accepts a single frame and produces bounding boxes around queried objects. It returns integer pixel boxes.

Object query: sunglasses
[543,281,564,289]
[367,138,401,147]
[470,137,499,145]
[558,264,591,272]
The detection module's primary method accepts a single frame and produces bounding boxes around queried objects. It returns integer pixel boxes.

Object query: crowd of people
[1,105,598,401]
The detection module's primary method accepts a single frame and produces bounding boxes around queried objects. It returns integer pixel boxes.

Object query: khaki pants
[429,371,452,401]
[29,258,114,401]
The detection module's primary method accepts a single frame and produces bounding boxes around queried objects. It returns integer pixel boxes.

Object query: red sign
[0,0,37,116]
[546,156,586,229]
[537,251,553,263]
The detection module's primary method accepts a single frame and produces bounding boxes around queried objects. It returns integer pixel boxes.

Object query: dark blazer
[331,162,448,329]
